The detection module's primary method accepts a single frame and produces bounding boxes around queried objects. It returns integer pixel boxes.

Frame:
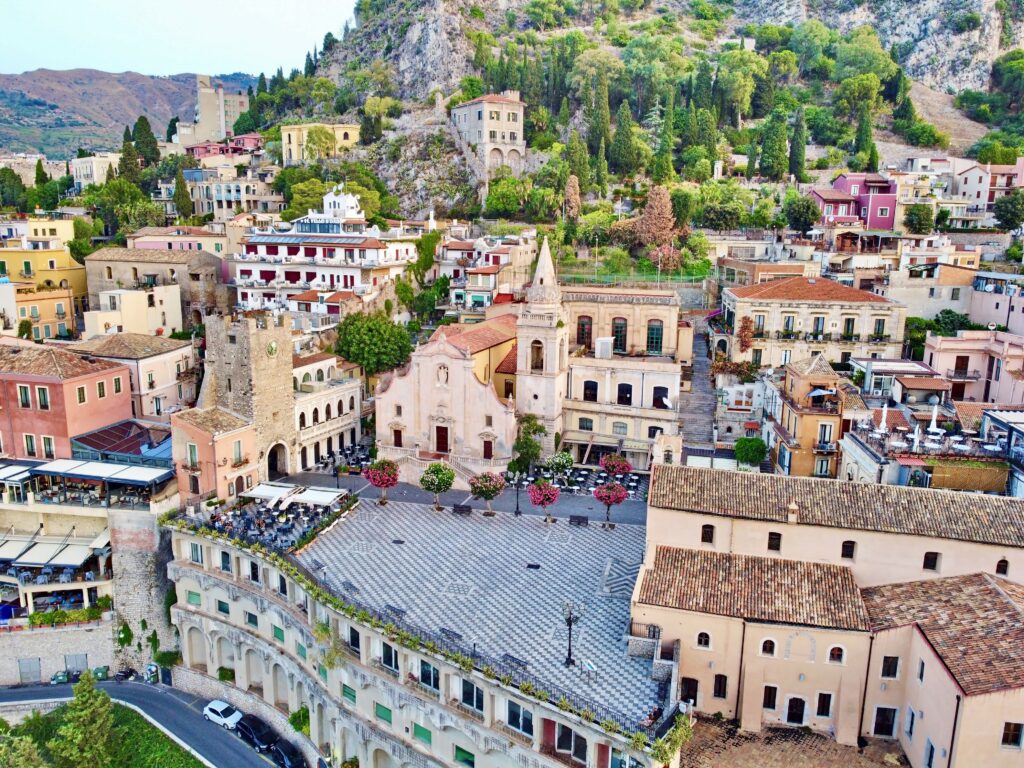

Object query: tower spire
[527,237,561,305]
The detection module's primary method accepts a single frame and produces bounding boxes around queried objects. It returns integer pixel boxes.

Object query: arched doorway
[186,626,207,672]
[488,147,504,170]
[267,443,288,479]
[300,446,308,469]
[191,309,202,326]
[271,663,289,710]
[215,636,235,677]
[234,476,245,496]
[716,338,728,354]
[244,648,264,697]
[372,748,399,768]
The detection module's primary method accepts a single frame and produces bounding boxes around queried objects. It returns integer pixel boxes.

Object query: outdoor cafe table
[983,444,1003,452]
[889,441,908,449]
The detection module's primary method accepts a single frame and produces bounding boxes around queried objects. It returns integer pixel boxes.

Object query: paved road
[0,682,271,767]
[289,470,649,526]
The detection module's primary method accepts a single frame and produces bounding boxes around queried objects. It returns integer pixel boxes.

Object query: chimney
[787,500,799,524]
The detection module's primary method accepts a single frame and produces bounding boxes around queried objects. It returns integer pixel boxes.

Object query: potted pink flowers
[527,479,560,524]
[593,482,628,529]
[363,459,399,505]
[469,472,506,516]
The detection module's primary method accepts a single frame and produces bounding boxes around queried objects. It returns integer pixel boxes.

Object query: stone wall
[0,621,114,685]
[110,509,177,668]
[172,665,321,766]
[0,700,64,725]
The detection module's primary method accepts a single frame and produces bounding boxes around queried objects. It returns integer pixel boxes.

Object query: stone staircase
[677,332,716,447]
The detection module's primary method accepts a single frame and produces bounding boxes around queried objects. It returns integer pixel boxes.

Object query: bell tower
[515,238,567,452]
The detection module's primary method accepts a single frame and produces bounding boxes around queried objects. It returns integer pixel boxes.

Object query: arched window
[338,399,345,415]
[316,369,325,382]
[761,639,776,657]
[700,524,715,544]
[583,380,598,402]
[530,340,544,372]
[612,317,627,353]
[105,266,112,279]
[312,408,320,424]
[617,383,632,406]
[299,413,307,429]
[576,316,593,348]
[696,632,711,649]
[997,558,1009,576]
[646,319,664,355]
[828,646,845,664]
[342,132,350,141]
[325,404,332,420]
[349,396,355,411]
[302,372,312,384]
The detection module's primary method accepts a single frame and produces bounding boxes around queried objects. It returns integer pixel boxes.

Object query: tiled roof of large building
[173,407,250,436]
[429,314,518,355]
[292,352,339,369]
[638,546,869,631]
[648,465,1024,548]
[84,247,202,264]
[69,333,190,360]
[728,277,890,303]
[787,354,837,378]
[0,345,124,379]
[862,574,1024,695]
[495,343,517,374]
[953,401,1024,431]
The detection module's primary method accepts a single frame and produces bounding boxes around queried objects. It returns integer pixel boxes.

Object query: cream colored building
[71,152,120,192]
[878,263,975,320]
[174,75,249,145]
[292,352,362,469]
[450,91,527,176]
[281,123,360,166]
[715,276,906,368]
[83,284,183,338]
[67,333,198,421]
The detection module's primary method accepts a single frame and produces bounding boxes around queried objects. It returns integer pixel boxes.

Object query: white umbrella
[879,402,889,433]
[913,424,922,452]
[929,403,939,432]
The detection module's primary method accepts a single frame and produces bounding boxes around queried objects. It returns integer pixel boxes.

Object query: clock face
[266,341,278,357]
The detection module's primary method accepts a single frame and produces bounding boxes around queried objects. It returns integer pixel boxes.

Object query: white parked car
[203,699,243,729]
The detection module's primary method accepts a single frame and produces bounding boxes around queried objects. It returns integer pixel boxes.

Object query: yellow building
[0,282,75,340]
[27,216,76,246]
[281,123,360,166]
[0,240,88,313]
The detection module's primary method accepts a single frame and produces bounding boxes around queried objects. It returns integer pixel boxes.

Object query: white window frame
[827,645,846,665]
[759,637,777,657]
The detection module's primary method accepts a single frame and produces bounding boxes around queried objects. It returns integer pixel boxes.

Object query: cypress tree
[34,159,48,187]
[173,166,193,221]
[123,125,133,143]
[758,110,789,181]
[609,101,637,175]
[681,101,698,149]
[47,672,114,768]
[696,108,718,160]
[789,108,807,180]
[166,116,179,142]
[132,115,160,166]
[855,105,874,155]
[257,72,268,93]
[118,137,141,186]
[893,97,917,125]
[693,58,713,111]
[751,73,775,119]
[867,143,880,172]
[566,130,591,192]
[558,96,570,127]
[746,143,759,179]
[595,138,609,197]
[304,52,315,76]
[651,92,676,184]
[587,71,612,154]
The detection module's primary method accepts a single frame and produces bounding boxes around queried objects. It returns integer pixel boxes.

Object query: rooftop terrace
[294,501,663,725]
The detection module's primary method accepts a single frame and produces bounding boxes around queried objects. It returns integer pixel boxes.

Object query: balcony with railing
[946,368,982,380]
[813,441,838,454]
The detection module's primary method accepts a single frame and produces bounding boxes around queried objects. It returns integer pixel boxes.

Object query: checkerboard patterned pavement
[296,500,662,723]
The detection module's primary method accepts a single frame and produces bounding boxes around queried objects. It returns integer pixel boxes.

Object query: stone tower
[515,238,567,453]
[201,313,297,478]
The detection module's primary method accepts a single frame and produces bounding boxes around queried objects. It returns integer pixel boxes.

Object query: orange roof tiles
[728,277,891,303]
[495,344,518,374]
[430,314,517,354]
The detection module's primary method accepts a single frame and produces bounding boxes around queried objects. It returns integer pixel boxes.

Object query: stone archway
[716,338,728,355]
[267,443,288,479]
[244,648,264,697]
[214,636,235,677]
[488,147,504,171]
[372,748,400,768]
[271,662,289,710]
[186,626,207,672]
[506,148,523,175]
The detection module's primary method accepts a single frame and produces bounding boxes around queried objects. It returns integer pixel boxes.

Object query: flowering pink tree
[363,459,399,505]
[593,482,628,529]
[469,472,506,516]
[527,479,560,524]
[599,453,633,477]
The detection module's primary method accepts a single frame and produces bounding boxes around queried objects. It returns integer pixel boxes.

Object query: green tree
[0,168,26,209]
[281,178,329,221]
[47,671,113,768]
[524,0,564,29]
[233,111,257,135]
[902,203,934,235]
[866,142,880,172]
[834,27,898,81]
[132,116,160,166]
[789,108,807,180]
[692,58,714,110]
[994,190,1024,231]
[165,116,179,142]
[173,167,192,220]
[305,125,337,161]
[0,735,45,768]
[335,311,412,376]
[485,174,527,217]
[511,414,546,473]
[702,200,744,231]
[410,230,441,286]
[587,72,612,155]
[609,101,638,175]
[783,194,821,235]
[758,110,789,181]
[745,144,758,179]
[595,138,608,197]
[122,125,133,144]
[696,108,718,160]
[117,138,141,186]
[34,159,48,187]
[833,73,882,120]
[790,20,832,73]
[854,105,874,154]
[566,130,591,192]
[735,437,767,465]
[650,94,676,184]
[420,463,455,510]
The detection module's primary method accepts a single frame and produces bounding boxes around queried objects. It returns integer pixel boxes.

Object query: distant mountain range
[0,69,255,160]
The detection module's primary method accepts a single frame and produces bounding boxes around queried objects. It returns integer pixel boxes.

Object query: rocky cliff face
[735,0,1019,91]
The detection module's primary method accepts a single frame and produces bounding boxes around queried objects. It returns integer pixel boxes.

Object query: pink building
[125,226,228,254]
[924,329,1024,403]
[831,173,898,230]
[228,133,263,151]
[0,345,133,460]
[171,406,259,502]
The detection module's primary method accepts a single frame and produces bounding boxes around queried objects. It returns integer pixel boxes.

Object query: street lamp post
[507,471,524,516]
[562,600,584,667]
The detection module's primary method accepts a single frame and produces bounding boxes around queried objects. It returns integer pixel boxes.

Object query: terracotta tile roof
[787,354,837,378]
[872,408,911,432]
[289,290,321,302]
[68,333,190,359]
[292,352,339,369]
[492,292,515,304]
[896,376,951,390]
[953,401,1024,431]
[173,406,250,435]
[495,344,517,374]
[0,345,125,379]
[862,574,1024,695]
[638,546,869,631]
[443,241,475,251]
[467,264,501,274]
[728,277,890,304]
[648,465,1024,548]
[84,247,202,264]
[458,93,525,106]
[429,314,517,355]
[813,188,857,203]
[838,381,867,411]
[326,291,354,303]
